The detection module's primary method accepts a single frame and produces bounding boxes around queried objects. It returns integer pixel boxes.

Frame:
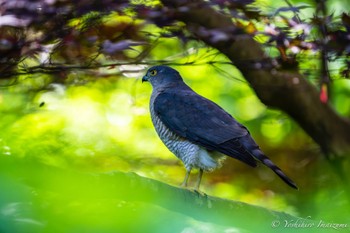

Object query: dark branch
[161,0,350,157]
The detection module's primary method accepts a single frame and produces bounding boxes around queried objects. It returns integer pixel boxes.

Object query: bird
[142,65,298,190]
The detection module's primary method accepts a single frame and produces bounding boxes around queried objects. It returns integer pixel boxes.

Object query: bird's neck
[153,81,191,93]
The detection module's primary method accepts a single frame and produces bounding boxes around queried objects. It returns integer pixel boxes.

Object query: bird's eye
[149,69,157,76]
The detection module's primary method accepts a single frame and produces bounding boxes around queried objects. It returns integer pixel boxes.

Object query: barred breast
[150,92,223,171]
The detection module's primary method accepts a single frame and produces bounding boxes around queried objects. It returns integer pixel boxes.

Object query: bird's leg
[180,169,191,187]
[195,168,203,191]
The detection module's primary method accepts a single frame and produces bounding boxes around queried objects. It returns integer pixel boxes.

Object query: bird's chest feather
[149,95,180,142]
[149,92,222,171]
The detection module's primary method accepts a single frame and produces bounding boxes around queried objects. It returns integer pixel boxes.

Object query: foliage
[1,0,350,232]
[0,0,349,85]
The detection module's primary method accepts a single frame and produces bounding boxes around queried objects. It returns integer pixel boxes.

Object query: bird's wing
[154,90,257,167]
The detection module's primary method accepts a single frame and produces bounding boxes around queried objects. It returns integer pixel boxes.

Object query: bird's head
[142,65,183,88]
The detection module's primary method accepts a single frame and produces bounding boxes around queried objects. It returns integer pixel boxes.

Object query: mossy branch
[1,158,344,233]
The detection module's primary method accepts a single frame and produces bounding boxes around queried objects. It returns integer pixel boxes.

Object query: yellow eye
[149,69,157,76]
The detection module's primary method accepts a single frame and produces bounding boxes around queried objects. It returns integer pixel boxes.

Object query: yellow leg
[181,169,191,187]
[195,168,203,191]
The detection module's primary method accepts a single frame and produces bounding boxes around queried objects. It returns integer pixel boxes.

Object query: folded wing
[154,90,257,167]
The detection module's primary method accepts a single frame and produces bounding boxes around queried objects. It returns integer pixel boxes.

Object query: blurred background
[0,0,349,232]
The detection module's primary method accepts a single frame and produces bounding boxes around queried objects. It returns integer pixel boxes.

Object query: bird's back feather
[154,87,257,167]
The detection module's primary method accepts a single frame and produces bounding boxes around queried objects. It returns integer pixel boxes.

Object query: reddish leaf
[319,84,328,103]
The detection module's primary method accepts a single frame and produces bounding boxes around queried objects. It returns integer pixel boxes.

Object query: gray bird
[142,65,297,190]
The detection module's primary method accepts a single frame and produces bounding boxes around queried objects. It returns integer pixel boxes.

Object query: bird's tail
[254,149,298,189]
[240,135,298,189]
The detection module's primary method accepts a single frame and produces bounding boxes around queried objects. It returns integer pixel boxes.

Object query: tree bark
[161,0,350,157]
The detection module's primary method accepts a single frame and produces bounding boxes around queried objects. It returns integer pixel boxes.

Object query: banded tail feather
[240,134,298,189]
[254,150,298,189]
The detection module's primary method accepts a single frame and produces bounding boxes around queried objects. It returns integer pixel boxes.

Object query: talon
[193,189,206,197]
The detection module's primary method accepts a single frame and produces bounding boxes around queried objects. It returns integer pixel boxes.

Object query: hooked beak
[142,75,149,83]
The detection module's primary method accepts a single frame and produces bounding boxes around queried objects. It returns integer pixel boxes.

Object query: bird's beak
[142,75,149,83]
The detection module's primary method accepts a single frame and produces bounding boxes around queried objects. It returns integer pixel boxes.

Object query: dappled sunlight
[236,95,266,121]
[0,63,338,214]
[63,99,107,143]
[260,118,292,144]
[0,0,349,232]
[1,55,349,232]
[106,92,134,139]
[332,79,350,116]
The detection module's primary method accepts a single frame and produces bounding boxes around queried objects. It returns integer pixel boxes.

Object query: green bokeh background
[1,0,350,232]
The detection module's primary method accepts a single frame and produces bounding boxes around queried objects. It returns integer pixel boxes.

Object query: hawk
[142,65,297,190]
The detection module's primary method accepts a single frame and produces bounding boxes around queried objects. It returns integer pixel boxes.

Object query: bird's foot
[193,188,207,198]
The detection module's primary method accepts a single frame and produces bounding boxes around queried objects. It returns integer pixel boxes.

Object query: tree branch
[161,0,350,157]
[2,158,337,233]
